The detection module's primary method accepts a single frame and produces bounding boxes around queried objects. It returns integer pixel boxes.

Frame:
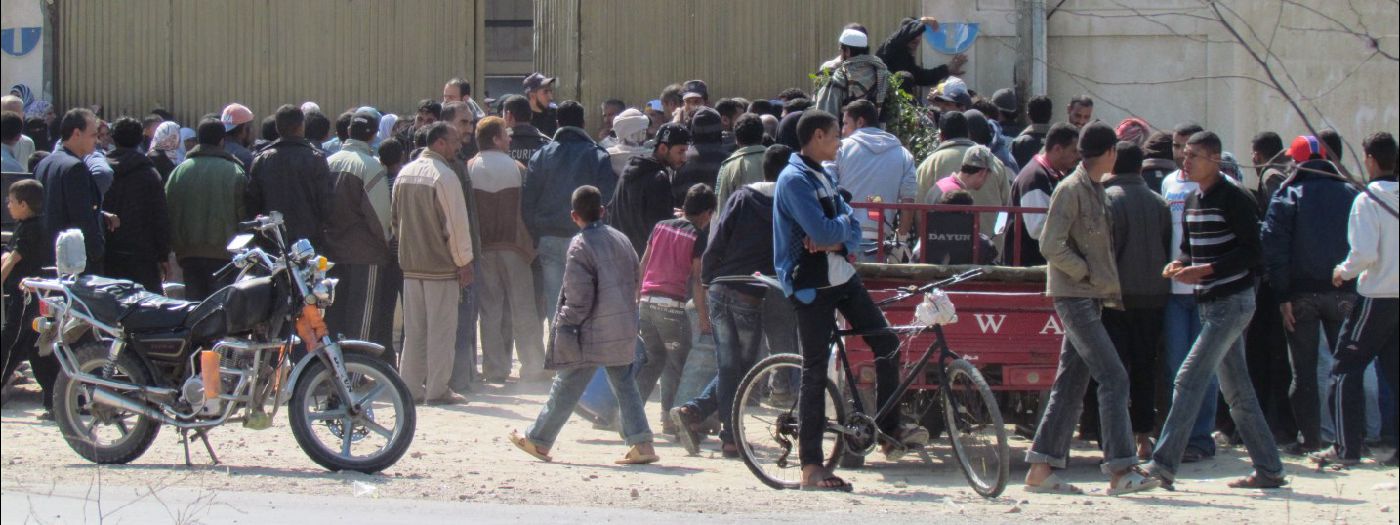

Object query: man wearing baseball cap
[221,103,255,169]
[923,144,995,205]
[929,77,971,112]
[609,122,691,257]
[523,72,558,137]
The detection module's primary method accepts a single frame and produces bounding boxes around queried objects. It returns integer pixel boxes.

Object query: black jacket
[245,137,332,247]
[146,150,176,183]
[877,18,952,95]
[531,107,558,138]
[1011,123,1048,170]
[103,148,171,263]
[1140,158,1177,195]
[608,154,674,257]
[672,139,728,206]
[35,147,104,269]
[1261,160,1359,301]
[702,182,776,297]
[508,124,552,166]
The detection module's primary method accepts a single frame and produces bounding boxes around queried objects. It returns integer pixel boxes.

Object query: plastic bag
[915,289,958,326]
[55,228,86,275]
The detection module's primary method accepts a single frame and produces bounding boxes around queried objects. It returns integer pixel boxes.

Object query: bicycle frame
[827,268,984,441]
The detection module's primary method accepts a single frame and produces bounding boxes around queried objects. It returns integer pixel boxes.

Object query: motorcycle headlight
[312,278,339,306]
[291,239,316,262]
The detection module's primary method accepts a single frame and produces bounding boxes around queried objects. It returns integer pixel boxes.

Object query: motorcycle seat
[69,275,197,332]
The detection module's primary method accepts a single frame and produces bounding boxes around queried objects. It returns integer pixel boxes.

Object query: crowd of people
[1,15,1396,495]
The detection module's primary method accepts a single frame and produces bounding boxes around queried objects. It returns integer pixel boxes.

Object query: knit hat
[654,122,692,146]
[962,145,995,170]
[690,107,723,136]
[1287,135,1326,163]
[839,28,868,48]
[1143,131,1174,161]
[964,110,992,146]
[990,88,1018,114]
[1078,121,1118,158]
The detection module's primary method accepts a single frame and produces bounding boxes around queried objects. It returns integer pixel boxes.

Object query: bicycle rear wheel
[941,358,1009,498]
[732,353,845,490]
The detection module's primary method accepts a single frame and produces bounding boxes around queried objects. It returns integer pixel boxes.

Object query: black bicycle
[718,268,1009,498]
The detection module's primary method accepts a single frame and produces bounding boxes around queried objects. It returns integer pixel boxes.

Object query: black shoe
[1181,448,1213,464]
[670,407,702,456]
[1281,442,1321,456]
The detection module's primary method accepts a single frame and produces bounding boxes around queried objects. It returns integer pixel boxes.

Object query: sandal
[801,474,854,492]
[1025,473,1084,495]
[615,445,660,465]
[509,430,553,462]
[1107,466,1161,496]
[1227,473,1287,489]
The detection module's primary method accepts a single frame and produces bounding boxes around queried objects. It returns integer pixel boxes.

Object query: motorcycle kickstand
[179,428,221,466]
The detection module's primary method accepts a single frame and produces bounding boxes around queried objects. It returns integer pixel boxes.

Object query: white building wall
[921,0,1398,176]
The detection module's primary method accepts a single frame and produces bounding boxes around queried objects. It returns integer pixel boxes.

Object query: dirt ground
[2,379,1397,524]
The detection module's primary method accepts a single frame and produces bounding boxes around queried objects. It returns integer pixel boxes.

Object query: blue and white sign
[1,27,42,57]
[924,23,979,55]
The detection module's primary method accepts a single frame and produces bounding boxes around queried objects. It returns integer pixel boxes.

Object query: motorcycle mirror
[226,233,255,253]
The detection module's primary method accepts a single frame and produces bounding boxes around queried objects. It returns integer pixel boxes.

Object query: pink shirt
[639,219,706,300]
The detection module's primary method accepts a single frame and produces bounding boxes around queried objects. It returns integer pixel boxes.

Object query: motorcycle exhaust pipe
[90,388,178,426]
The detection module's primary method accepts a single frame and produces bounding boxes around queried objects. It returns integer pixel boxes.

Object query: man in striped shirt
[1147,131,1285,490]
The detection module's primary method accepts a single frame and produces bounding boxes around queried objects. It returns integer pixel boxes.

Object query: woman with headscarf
[9,84,34,112]
[147,121,182,181]
[376,113,398,147]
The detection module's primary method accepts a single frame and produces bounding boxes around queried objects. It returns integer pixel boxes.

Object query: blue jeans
[1150,287,1283,482]
[537,236,572,326]
[684,285,765,444]
[526,363,654,449]
[1163,293,1217,456]
[449,271,479,392]
[1027,298,1138,475]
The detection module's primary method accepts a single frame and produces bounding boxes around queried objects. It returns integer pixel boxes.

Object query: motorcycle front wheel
[288,352,415,473]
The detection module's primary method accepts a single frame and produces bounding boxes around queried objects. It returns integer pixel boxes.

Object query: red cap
[1287,135,1325,164]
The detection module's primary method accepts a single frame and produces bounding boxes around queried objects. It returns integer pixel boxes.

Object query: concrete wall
[922,0,1399,174]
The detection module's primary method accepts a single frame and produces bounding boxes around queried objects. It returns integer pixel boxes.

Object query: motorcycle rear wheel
[53,341,162,464]
[288,352,415,473]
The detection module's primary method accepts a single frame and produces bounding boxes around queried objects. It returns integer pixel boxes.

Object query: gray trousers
[478,250,546,379]
[1027,298,1138,475]
[401,278,461,401]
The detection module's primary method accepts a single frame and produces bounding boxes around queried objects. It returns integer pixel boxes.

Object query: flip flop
[1107,467,1162,496]
[615,445,660,465]
[509,430,553,462]
[800,475,854,492]
[1025,473,1084,495]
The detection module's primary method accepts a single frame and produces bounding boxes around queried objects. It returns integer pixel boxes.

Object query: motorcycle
[21,213,415,473]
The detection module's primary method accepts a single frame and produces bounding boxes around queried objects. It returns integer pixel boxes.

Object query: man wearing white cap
[606,108,651,176]
[814,27,890,123]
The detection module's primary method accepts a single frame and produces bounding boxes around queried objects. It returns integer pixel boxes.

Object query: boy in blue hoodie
[773,110,923,492]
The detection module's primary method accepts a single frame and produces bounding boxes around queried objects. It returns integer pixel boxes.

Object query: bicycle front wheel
[942,358,1009,498]
[732,353,845,490]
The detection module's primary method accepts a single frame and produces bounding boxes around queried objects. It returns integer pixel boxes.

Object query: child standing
[2,179,58,417]
[635,183,716,434]
[510,185,658,464]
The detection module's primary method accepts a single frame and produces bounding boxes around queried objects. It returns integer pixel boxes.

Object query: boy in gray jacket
[511,186,658,465]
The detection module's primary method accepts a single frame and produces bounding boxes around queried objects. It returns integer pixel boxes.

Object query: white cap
[839,28,868,48]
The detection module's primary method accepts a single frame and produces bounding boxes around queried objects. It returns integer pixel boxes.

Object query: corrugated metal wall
[57,0,484,124]
[536,0,918,118]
